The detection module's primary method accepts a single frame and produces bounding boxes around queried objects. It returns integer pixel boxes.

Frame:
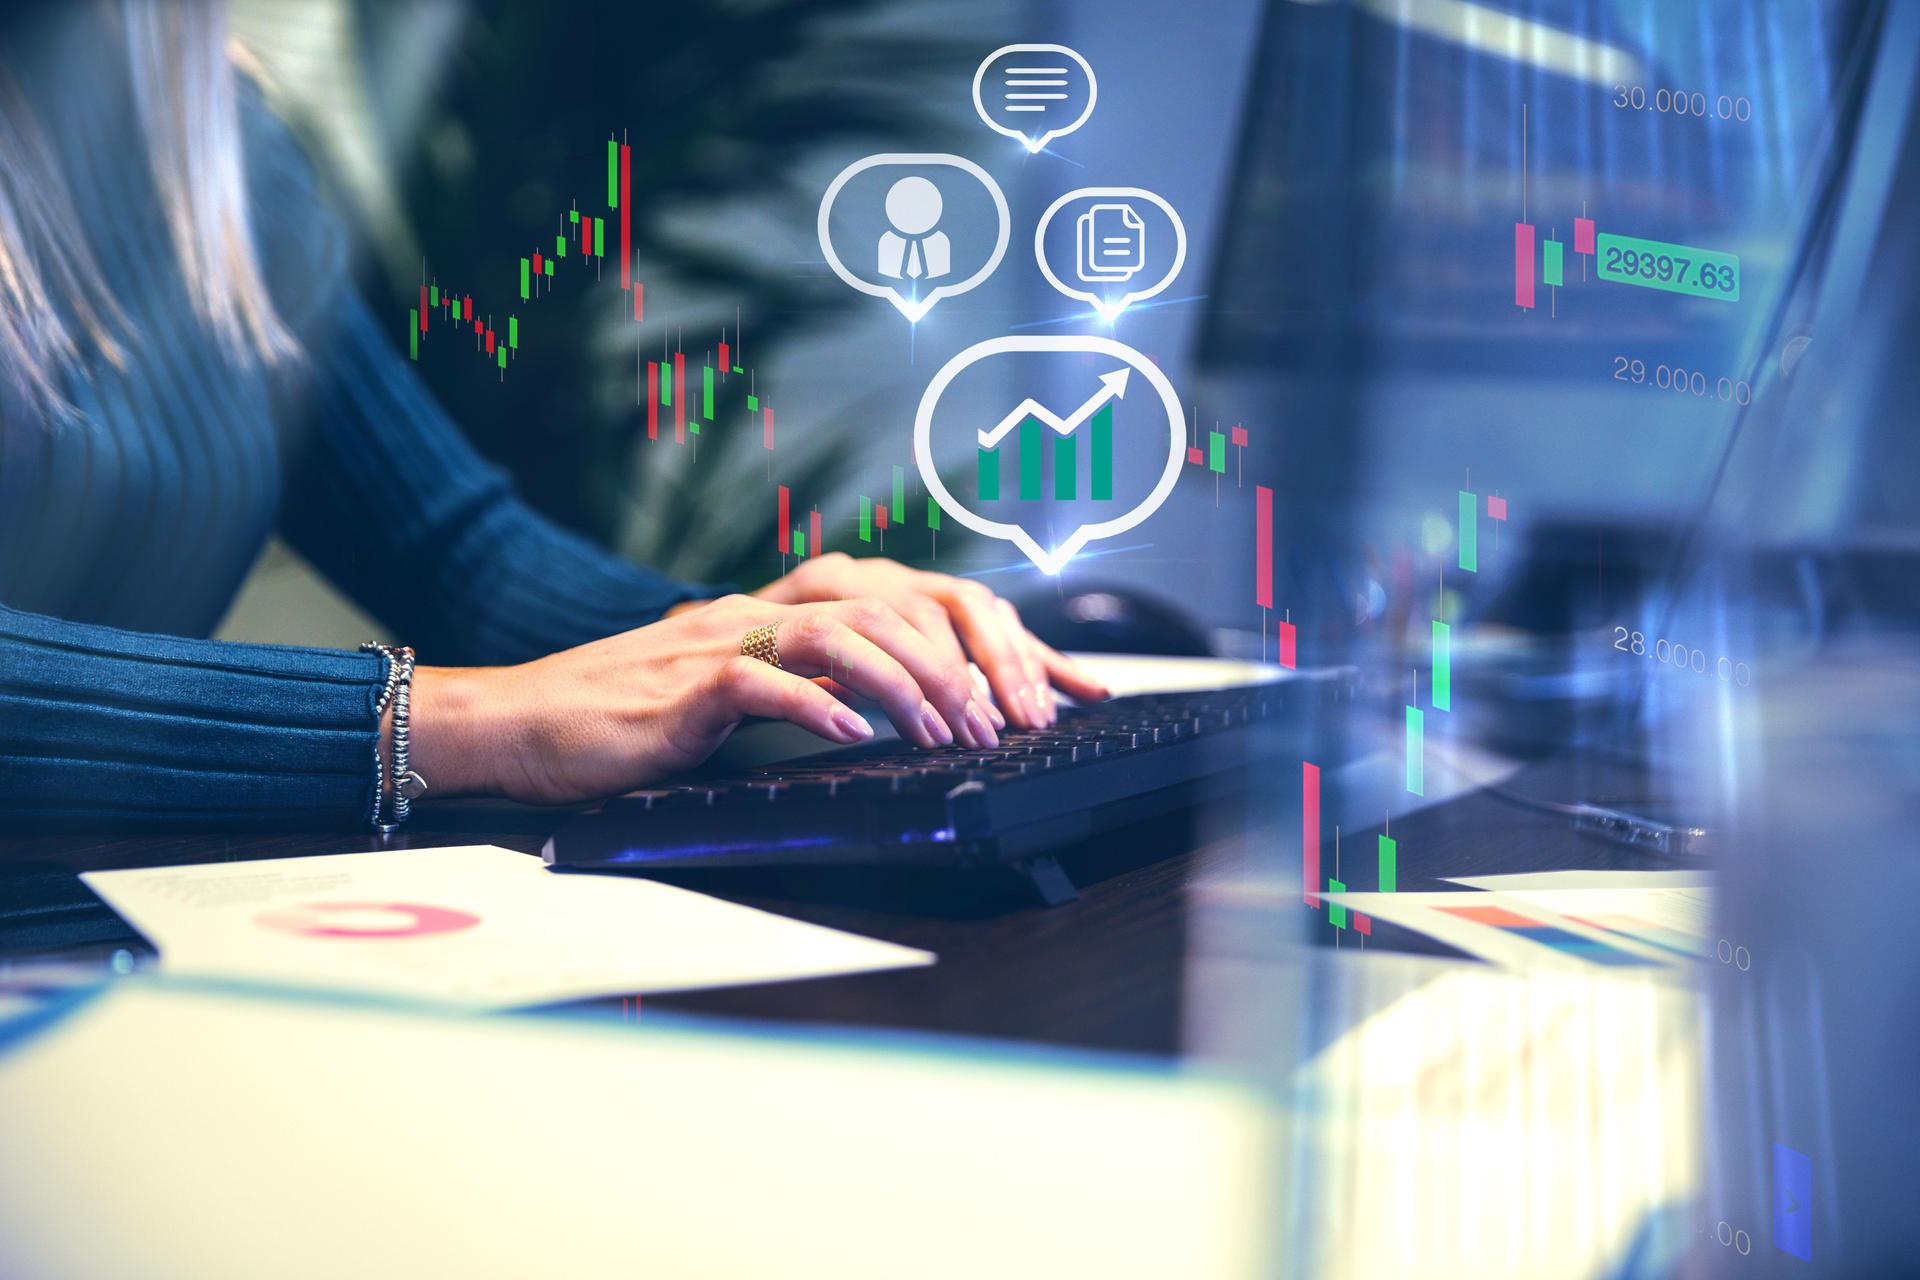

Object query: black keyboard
[543,672,1355,903]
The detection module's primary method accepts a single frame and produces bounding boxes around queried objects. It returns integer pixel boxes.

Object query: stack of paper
[81,844,932,1008]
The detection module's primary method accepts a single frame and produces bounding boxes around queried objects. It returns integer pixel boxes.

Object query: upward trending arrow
[976,367,1132,449]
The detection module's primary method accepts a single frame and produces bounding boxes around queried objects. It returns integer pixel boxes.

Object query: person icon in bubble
[877,176,951,282]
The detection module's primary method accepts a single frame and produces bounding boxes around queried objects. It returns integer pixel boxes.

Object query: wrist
[408,665,511,797]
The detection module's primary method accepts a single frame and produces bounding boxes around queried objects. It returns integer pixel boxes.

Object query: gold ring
[741,623,781,669]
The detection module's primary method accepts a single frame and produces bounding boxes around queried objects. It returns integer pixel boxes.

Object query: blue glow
[1008,293,1210,331]
[957,541,1155,580]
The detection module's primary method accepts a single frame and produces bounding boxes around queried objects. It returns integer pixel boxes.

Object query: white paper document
[81,844,932,1008]
[1323,870,1714,973]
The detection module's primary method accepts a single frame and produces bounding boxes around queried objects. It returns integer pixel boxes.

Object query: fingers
[715,658,875,745]
[996,597,1057,727]
[776,601,996,749]
[923,577,1043,730]
[1034,637,1111,703]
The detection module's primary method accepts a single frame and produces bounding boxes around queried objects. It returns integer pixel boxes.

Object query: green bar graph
[926,495,941,530]
[607,138,619,208]
[1209,430,1226,474]
[1328,879,1347,928]
[978,447,999,500]
[1018,418,1042,500]
[859,496,872,543]
[519,257,529,301]
[1406,706,1424,796]
[1091,403,1113,500]
[1431,620,1451,711]
[1378,834,1397,893]
[1055,433,1076,500]
[508,316,518,350]
[702,366,714,420]
[593,219,603,257]
[1543,239,1565,287]
[407,310,417,361]
[1458,490,1477,572]
[892,466,906,526]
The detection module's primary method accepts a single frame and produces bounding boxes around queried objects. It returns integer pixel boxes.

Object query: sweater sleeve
[275,293,724,666]
[0,604,384,827]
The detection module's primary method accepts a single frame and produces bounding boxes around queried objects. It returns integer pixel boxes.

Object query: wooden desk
[0,754,1677,1058]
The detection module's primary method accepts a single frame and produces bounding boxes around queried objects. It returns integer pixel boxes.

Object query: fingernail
[984,700,1007,730]
[921,701,954,747]
[965,701,999,748]
[1036,684,1054,725]
[833,710,874,741]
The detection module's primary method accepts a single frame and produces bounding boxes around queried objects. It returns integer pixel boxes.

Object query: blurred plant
[237,0,997,587]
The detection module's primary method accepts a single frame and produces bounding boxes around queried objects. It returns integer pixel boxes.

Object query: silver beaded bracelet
[361,642,426,834]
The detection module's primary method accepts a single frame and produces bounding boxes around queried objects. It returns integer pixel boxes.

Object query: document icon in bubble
[1075,203,1145,284]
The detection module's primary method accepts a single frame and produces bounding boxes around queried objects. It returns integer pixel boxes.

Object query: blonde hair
[0,0,296,419]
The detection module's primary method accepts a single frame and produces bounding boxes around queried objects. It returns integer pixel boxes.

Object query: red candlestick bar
[646,360,659,441]
[1186,446,1204,466]
[1255,484,1273,611]
[876,504,889,531]
[463,296,472,323]
[418,286,428,332]
[474,318,483,335]
[582,216,592,257]
[672,352,685,443]
[1514,221,1536,309]
[809,509,821,558]
[485,328,495,355]
[1230,425,1248,447]
[619,143,632,290]
[1574,216,1596,255]
[633,283,643,323]
[1278,620,1297,670]
[1354,912,1373,937]
[777,486,790,555]
[762,406,774,450]
[1302,761,1321,907]
[718,341,730,374]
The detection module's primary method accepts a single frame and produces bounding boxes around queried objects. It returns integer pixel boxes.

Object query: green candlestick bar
[926,495,941,530]
[556,233,566,258]
[793,529,805,557]
[746,393,758,411]
[1209,429,1226,474]
[407,309,417,361]
[519,257,530,302]
[607,137,619,208]
[1406,706,1424,796]
[1055,432,1075,500]
[543,258,553,276]
[429,284,438,306]
[1458,490,1477,572]
[1543,239,1565,287]
[1379,834,1397,892]
[658,361,670,407]
[496,345,506,370]
[1018,418,1042,500]
[1091,402,1113,500]
[1328,879,1347,928]
[508,316,518,351]
[569,209,579,224]
[702,366,714,420]
[977,446,1000,500]
[1595,231,1740,301]
[859,496,872,543]
[1431,620,1451,711]
[593,219,603,257]
[893,466,906,526]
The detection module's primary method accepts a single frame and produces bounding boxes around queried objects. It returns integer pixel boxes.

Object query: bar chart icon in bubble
[916,336,1183,576]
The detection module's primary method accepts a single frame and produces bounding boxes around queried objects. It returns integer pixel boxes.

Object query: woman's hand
[751,553,1108,730]
[409,588,1046,805]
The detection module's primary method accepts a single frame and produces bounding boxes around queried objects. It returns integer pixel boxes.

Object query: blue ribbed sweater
[0,18,714,826]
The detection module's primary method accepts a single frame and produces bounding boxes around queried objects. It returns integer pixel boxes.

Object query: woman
[0,2,1104,828]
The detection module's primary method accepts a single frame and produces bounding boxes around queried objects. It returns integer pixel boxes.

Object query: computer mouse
[1012,581,1212,657]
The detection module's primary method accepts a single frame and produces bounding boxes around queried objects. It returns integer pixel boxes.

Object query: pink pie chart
[253,901,482,939]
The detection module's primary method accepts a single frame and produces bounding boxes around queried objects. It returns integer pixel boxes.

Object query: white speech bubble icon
[1035,187,1187,323]
[972,44,1097,153]
[818,153,1009,324]
[916,335,1183,576]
